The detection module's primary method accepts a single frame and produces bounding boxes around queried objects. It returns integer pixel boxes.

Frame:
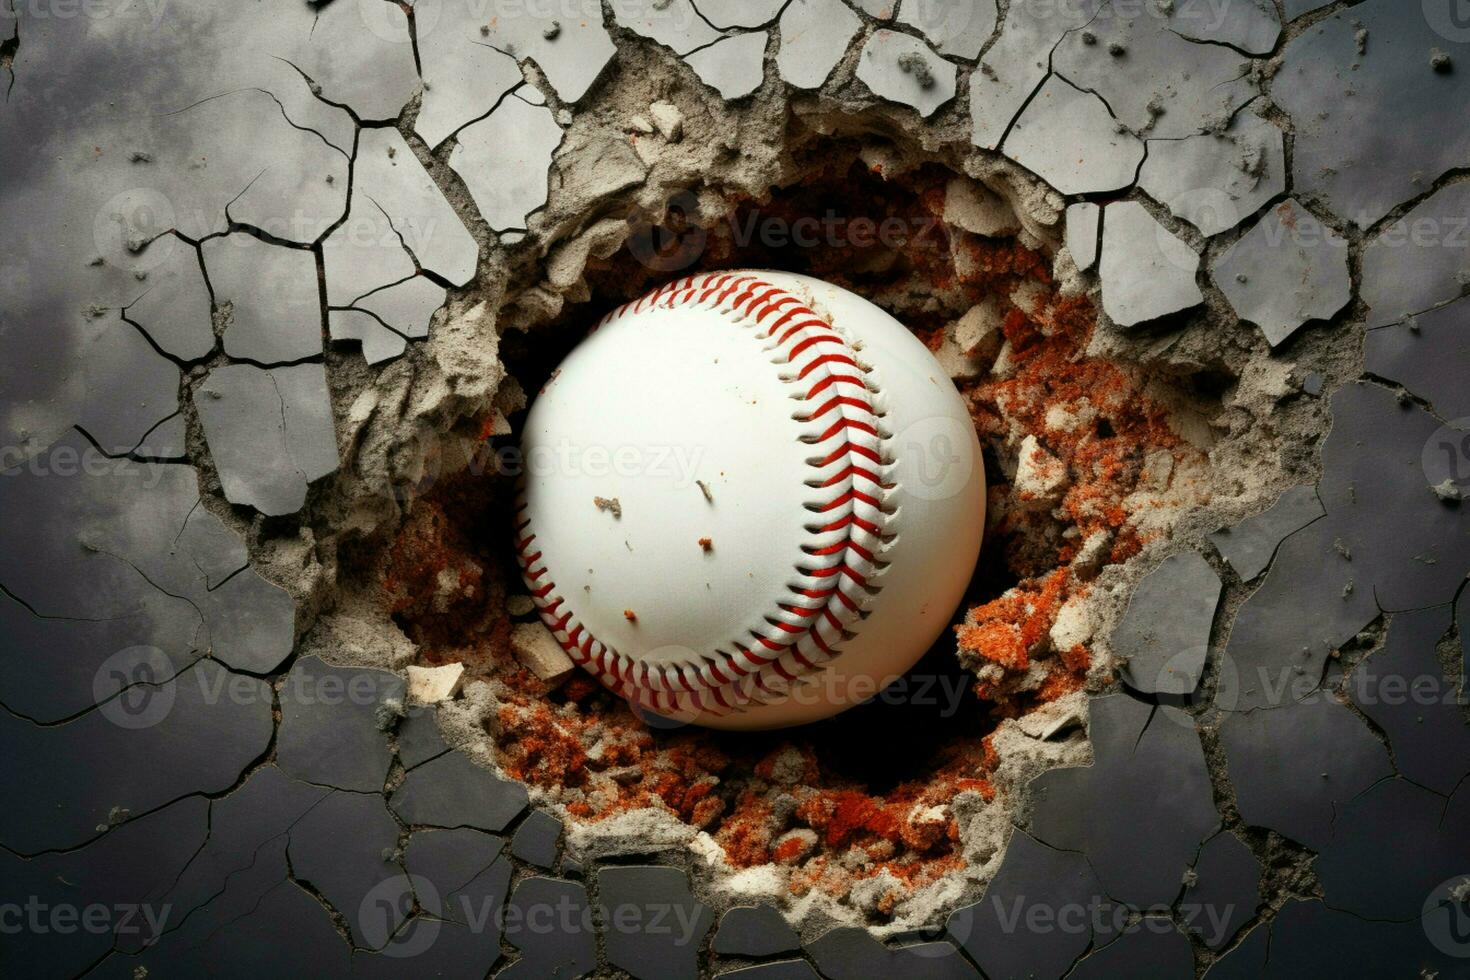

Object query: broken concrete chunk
[1139,109,1286,238]
[406,663,466,704]
[203,235,323,364]
[776,0,861,90]
[1065,202,1101,272]
[1360,181,1470,328]
[512,621,576,682]
[195,363,340,517]
[648,101,684,141]
[1099,201,1204,328]
[1114,552,1222,696]
[1214,200,1351,348]
[855,30,956,117]
[895,0,997,60]
[950,299,1003,363]
[944,177,1020,237]
[610,0,722,54]
[450,97,565,231]
[1208,484,1325,582]
[1013,435,1068,508]
[686,31,769,101]
[1001,76,1145,195]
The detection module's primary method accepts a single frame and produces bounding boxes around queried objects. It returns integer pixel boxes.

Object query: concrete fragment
[951,299,1004,362]
[512,621,576,682]
[944,178,1020,237]
[406,663,466,704]
[648,101,683,141]
[1013,435,1068,508]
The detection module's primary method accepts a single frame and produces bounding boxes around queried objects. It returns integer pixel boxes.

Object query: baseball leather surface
[517,270,984,729]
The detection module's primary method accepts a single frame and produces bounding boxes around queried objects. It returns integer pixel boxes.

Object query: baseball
[516,271,985,729]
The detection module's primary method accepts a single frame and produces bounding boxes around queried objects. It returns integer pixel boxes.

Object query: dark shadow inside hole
[413,153,1041,798]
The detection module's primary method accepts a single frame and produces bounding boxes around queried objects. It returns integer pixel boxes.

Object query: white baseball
[516,271,985,729]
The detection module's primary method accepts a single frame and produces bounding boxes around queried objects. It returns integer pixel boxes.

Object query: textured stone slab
[1318,382,1470,611]
[1099,202,1204,327]
[1316,776,1470,922]
[501,877,598,980]
[1214,200,1352,347]
[1068,923,1194,980]
[1365,297,1470,421]
[946,829,1104,980]
[1140,108,1286,238]
[1114,552,1222,696]
[1360,181,1470,328]
[1219,517,1377,712]
[713,904,801,957]
[1218,697,1392,850]
[396,705,452,769]
[329,310,409,366]
[1027,694,1218,908]
[277,656,402,793]
[323,126,477,331]
[196,363,340,517]
[471,0,615,104]
[0,660,273,854]
[72,316,184,458]
[510,809,563,869]
[968,2,1095,150]
[808,927,979,979]
[1001,76,1143,195]
[687,31,770,99]
[350,277,449,351]
[0,796,207,976]
[1053,9,1258,138]
[855,29,957,117]
[1208,485,1325,582]
[413,13,525,148]
[1170,0,1279,54]
[123,237,215,362]
[1186,832,1260,949]
[451,95,565,231]
[1066,202,1101,272]
[390,749,529,832]
[1276,2,1470,226]
[895,0,997,60]
[203,236,323,363]
[113,766,327,952]
[1208,897,1460,978]
[1349,605,1470,796]
[598,866,714,980]
[610,0,722,54]
[776,0,861,89]
[696,0,786,28]
[287,790,408,947]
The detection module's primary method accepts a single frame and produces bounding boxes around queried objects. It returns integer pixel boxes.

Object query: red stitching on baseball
[515,273,891,718]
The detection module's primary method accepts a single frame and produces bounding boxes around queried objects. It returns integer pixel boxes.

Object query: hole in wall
[339,137,1224,923]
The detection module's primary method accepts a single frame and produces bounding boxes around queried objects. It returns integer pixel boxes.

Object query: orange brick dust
[382,166,1198,915]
